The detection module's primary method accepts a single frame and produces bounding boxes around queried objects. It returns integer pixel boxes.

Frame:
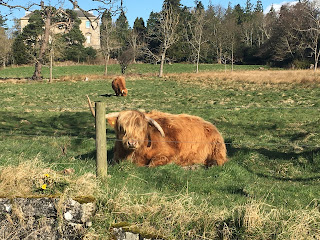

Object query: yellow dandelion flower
[41,184,47,190]
[44,174,50,178]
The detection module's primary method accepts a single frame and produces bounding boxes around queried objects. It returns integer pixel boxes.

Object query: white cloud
[264,1,298,14]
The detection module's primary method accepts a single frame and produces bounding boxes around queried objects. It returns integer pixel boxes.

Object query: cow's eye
[119,126,125,133]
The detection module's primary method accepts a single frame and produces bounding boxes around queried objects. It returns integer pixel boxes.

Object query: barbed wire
[1,133,319,149]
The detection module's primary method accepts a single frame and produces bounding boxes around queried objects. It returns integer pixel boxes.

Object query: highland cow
[112,76,128,96]
[87,96,227,167]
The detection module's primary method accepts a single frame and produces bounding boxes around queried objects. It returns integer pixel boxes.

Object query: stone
[0,197,95,240]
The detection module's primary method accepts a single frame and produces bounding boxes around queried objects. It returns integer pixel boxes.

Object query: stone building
[20,2,100,49]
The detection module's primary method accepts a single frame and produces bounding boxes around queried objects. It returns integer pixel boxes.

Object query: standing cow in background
[112,76,128,96]
[87,96,228,167]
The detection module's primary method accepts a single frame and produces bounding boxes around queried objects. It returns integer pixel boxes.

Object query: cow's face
[112,111,148,150]
[121,89,128,96]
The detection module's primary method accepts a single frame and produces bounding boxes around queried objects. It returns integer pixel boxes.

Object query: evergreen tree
[254,0,263,12]
[167,5,191,62]
[115,10,130,51]
[233,4,245,25]
[12,35,30,64]
[163,0,181,10]
[244,0,253,14]
[0,14,7,28]
[146,11,162,59]
[12,10,44,64]
[133,17,147,43]
[62,10,86,62]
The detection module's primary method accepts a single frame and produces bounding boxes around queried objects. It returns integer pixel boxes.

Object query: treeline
[0,0,319,72]
[114,0,319,70]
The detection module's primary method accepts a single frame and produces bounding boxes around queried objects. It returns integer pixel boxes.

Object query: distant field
[0,65,319,239]
[0,63,268,79]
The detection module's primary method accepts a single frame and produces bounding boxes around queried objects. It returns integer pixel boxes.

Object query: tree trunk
[49,49,53,83]
[218,42,222,64]
[32,11,51,81]
[104,54,109,76]
[231,42,234,72]
[196,49,200,73]
[315,47,319,71]
[159,51,166,78]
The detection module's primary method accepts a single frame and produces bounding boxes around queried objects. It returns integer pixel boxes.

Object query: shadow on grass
[226,139,320,182]
[100,93,114,97]
[76,149,116,166]
[0,111,95,138]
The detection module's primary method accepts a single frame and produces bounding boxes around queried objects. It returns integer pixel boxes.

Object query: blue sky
[1,0,298,28]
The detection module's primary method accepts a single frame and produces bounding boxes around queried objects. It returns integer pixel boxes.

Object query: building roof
[21,8,97,20]
[73,8,96,18]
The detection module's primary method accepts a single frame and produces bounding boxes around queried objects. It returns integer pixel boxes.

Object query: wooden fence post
[95,102,107,178]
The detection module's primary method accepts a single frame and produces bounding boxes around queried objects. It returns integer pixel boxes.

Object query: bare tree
[100,10,120,75]
[297,1,320,71]
[128,29,139,63]
[185,4,207,73]
[143,5,179,77]
[158,5,179,77]
[0,27,12,68]
[118,48,134,74]
[204,4,226,64]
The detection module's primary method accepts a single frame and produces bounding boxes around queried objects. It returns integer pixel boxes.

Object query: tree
[185,1,207,73]
[295,1,320,70]
[118,48,134,73]
[2,0,118,79]
[0,14,6,28]
[12,10,44,65]
[0,25,11,67]
[133,17,147,43]
[145,11,162,63]
[115,10,130,53]
[100,10,120,75]
[131,17,147,63]
[62,10,86,62]
[1,1,77,80]
[157,4,180,77]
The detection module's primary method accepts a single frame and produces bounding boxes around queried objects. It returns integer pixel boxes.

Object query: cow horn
[146,116,165,137]
[105,112,120,118]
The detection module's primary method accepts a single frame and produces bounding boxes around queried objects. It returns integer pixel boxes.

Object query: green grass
[0,65,319,239]
[0,63,268,79]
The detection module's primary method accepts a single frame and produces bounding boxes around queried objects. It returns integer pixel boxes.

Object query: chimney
[40,0,44,9]
[73,0,78,9]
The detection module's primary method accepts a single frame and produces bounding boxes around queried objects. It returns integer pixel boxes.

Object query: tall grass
[0,66,319,239]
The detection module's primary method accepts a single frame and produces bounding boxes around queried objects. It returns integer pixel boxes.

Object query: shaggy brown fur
[112,76,128,96]
[107,110,228,167]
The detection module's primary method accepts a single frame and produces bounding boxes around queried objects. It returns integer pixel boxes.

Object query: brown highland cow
[87,96,227,167]
[112,76,128,96]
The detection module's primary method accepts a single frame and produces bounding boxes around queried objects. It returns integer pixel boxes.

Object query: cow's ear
[107,117,117,127]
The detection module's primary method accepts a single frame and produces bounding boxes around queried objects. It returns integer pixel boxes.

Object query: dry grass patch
[167,70,320,85]
[0,157,99,199]
[98,187,320,239]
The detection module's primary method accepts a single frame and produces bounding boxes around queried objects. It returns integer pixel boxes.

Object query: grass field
[0,63,268,79]
[0,63,319,239]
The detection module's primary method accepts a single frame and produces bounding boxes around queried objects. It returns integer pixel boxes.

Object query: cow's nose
[127,139,137,149]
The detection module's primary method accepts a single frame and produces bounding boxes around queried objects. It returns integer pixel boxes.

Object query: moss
[73,196,96,204]
[111,222,166,239]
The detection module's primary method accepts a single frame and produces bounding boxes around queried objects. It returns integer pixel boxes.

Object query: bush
[292,59,312,69]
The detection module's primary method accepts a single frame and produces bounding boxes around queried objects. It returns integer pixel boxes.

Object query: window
[86,35,91,44]
[86,21,90,29]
